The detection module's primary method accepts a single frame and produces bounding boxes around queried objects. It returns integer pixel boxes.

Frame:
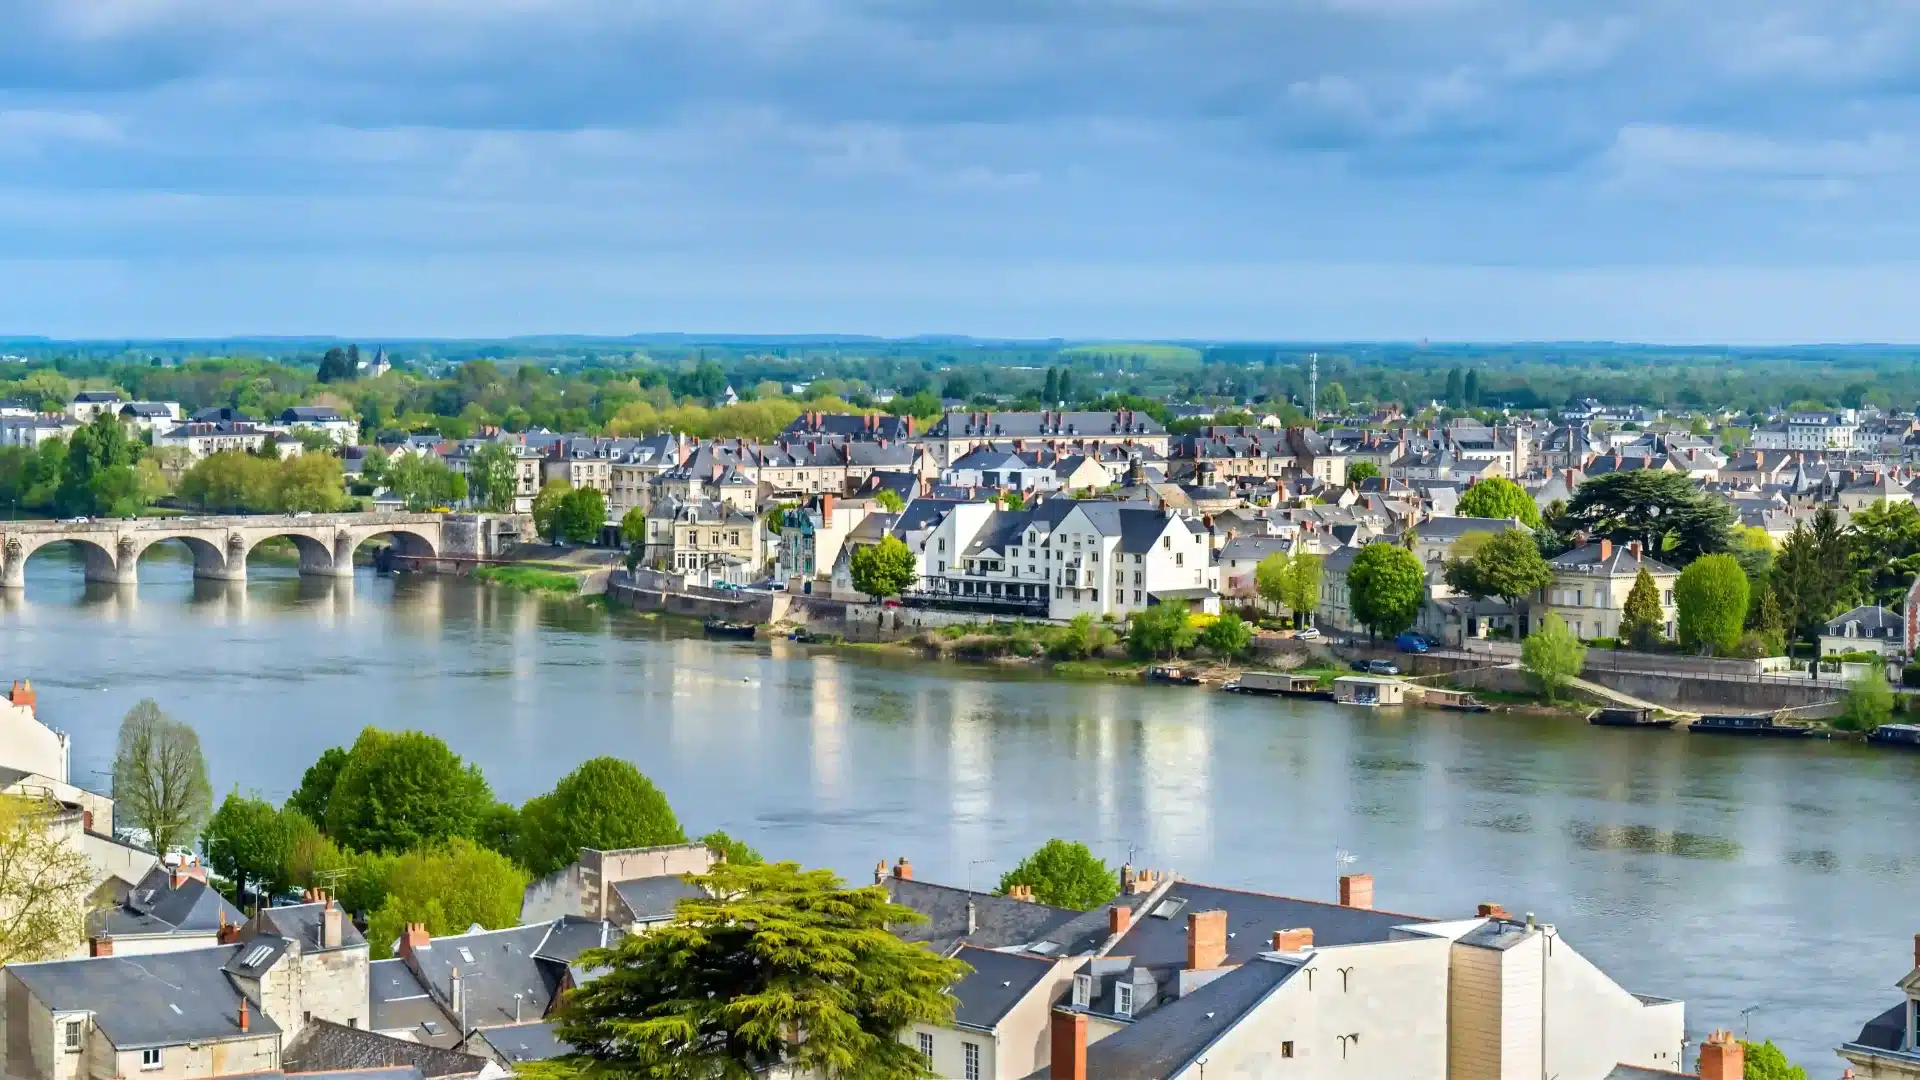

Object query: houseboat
[1867,723,1920,748]
[1146,665,1203,686]
[1421,687,1491,713]
[1334,676,1406,708]
[1688,713,1812,738]
[1224,671,1334,701]
[1586,707,1677,729]
[702,619,758,640]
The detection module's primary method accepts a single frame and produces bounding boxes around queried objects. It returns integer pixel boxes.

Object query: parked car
[1365,659,1402,676]
[1395,632,1430,653]
[1297,627,1321,640]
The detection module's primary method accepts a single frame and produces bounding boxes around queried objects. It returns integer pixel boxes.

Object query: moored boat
[1147,665,1203,685]
[1867,723,1920,748]
[703,619,758,639]
[1587,707,1677,729]
[1223,671,1335,701]
[1422,687,1491,713]
[1688,713,1812,738]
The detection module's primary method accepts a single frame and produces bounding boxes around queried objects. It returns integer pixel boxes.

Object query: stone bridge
[0,512,528,587]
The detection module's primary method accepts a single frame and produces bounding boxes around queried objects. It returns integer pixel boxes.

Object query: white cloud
[1505,18,1635,78]
[1607,124,1910,179]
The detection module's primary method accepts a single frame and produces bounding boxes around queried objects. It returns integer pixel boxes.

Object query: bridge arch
[131,535,233,582]
[1,535,122,588]
[238,531,340,578]
[337,527,439,574]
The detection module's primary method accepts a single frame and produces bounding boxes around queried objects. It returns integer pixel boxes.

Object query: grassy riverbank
[472,565,582,595]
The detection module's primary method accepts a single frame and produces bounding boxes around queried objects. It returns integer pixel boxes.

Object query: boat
[702,619,758,640]
[1146,666,1203,686]
[1223,671,1334,701]
[1334,675,1407,707]
[1867,723,1920,748]
[1586,707,1677,729]
[1421,687,1491,713]
[1688,713,1812,738]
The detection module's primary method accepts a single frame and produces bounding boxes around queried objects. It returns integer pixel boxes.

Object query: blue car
[1394,633,1430,653]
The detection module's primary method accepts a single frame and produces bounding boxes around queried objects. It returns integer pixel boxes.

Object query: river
[2,544,1911,1068]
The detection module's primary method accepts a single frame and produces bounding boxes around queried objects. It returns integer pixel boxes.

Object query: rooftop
[10,945,281,1050]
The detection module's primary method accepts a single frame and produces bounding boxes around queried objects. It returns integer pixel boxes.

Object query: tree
[288,746,349,826]
[1347,542,1425,641]
[997,839,1118,910]
[698,830,764,866]
[1347,461,1380,487]
[1255,551,1290,614]
[365,838,529,960]
[111,700,213,853]
[1840,667,1894,733]
[179,451,277,512]
[203,790,300,902]
[532,479,572,544]
[558,486,607,544]
[1562,471,1733,565]
[849,536,919,598]
[273,452,349,512]
[59,413,140,517]
[1462,368,1480,406]
[1319,381,1348,415]
[1521,613,1586,702]
[1256,550,1319,626]
[1740,1039,1809,1080]
[1444,367,1463,407]
[387,453,468,511]
[1675,554,1750,656]
[1849,499,1920,608]
[1047,613,1112,660]
[0,795,97,964]
[1442,528,1552,609]
[619,507,648,570]
[325,728,494,854]
[1199,612,1254,657]
[467,442,519,512]
[316,347,356,383]
[1771,508,1856,645]
[517,757,686,878]
[546,861,969,1080]
[1620,567,1666,649]
[1456,477,1542,528]
[1128,602,1197,659]
[873,488,906,513]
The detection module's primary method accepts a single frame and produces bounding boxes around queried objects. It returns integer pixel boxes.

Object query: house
[0,416,80,448]
[1315,545,1363,634]
[642,498,766,583]
[907,946,1077,1080]
[1839,473,1914,513]
[1407,517,1526,592]
[1216,535,1292,603]
[155,420,272,460]
[777,494,874,587]
[117,402,182,434]
[781,410,914,443]
[1821,605,1903,658]
[65,390,124,423]
[86,861,245,956]
[446,441,544,515]
[288,1018,496,1078]
[924,410,1168,467]
[276,407,359,447]
[519,843,716,927]
[463,1021,571,1068]
[1838,934,1920,1078]
[941,447,1061,494]
[1542,539,1678,642]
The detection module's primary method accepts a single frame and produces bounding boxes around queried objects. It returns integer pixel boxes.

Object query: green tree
[1740,1039,1809,1080]
[1442,528,1552,609]
[1199,612,1254,657]
[1840,667,1894,733]
[1620,567,1666,649]
[1347,461,1381,487]
[1675,554,1751,656]
[517,757,686,878]
[1563,471,1733,565]
[1047,613,1112,660]
[179,451,278,512]
[1319,381,1348,415]
[365,838,530,960]
[386,453,469,511]
[1462,368,1480,405]
[0,796,98,965]
[698,830,764,866]
[111,700,213,854]
[1849,499,1920,608]
[532,479,572,544]
[466,442,519,512]
[273,452,349,512]
[1771,508,1856,645]
[873,488,906,513]
[1255,551,1290,614]
[545,861,969,1080]
[203,790,300,901]
[58,413,139,517]
[997,839,1118,911]
[1521,613,1586,702]
[849,536,919,598]
[1282,551,1322,626]
[620,506,649,570]
[288,746,349,826]
[325,728,494,854]
[1455,477,1542,528]
[1128,602,1197,659]
[1444,367,1463,407]
[1347,542,1426,641]
[558,486,607,544]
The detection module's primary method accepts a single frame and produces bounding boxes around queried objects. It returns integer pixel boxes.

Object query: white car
[1296,626,1321,640]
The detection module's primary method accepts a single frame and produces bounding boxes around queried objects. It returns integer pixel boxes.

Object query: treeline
[177,451,351,513]
[0,414,168,518]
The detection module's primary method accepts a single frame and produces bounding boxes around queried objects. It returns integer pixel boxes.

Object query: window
[938,538,947,552]
[1134,590,1142,603]
[63,1020,80,1052]
[1175,552,1184,567]
[1115,983,1134,1018]
[141,1049,163,1071]
[1281,1041,1294,1059]
[1162,537,1170,550]
[918,1032,933,1063]
[1072,974,1091,1008]
[963,1041,980,1080]
[1134,571,1142,585]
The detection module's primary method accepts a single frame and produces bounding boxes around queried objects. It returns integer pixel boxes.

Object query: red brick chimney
[398,922,431,959]
[1271,927,1314,952]
[1599,537,1613,561]
[1049,1008,1086,1080]
[893,857,912,881]
[821,493,836,519]
[237,998,250,1034]
[7,680,34,711]
[1627,540,1642,559]
[1108,905,1131,937]
[1477,903,1512,921]
[321,894,343,949]
[1187,910,1227,970]
[1338,873,1374,910]
[1697,1029,1744,1080]
[88,935,113,957]
[1912,932,1920,971]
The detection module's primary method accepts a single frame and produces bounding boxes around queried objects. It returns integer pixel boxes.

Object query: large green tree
[1620,567,1666,649]
[0,796,97,965]
[288,746,350,825]
[1521,613,1586,701]
[325,728,494,854]
[365,838,530,959]
[1562,471,1733,565]
[1771,508,1856,645]
[386,453,469,511]
[1840,668,1894,733]
[1346,461,1380,487]
[1676,553,1751,656]
[558,487,607,544]
[1455,477,1542,528]
[467,442,519,512]
[111,700,213,854]
[517,757,686,878]
[1257,549,1322,627]
[849,536,919,598]
[532,479,572,543]
[1740,1039,1809,1080]
[203,790,302,902]
[1199,612,1254,657]
[59,413,141,517]
[997,839,1118,911]
[545,861,969,1080]
[1849,499,1920,608]
[1128,602,1197,659]
[1347,542,1425,640]
[1442,528,1552,609]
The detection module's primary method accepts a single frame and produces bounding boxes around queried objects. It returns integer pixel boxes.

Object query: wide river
[2,547,1911,1068]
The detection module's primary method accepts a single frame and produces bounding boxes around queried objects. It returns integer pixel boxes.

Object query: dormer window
[1072,974,1091,1009]
[1114,983,1134,1018]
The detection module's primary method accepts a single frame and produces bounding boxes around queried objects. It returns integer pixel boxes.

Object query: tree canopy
[849,536,918,598]
[1521,613,1585,701]
[1198,612,1254,657]
[1740,1040,1808,1080]
[1771,508,1856,644]
[1675,553,1751,656]
[1347,542,1425,640]
[1620,567,1666,649]
[1562,471,1733,565]
[517,757,686,878]
[1455,477,1541,528]
[558,487,608,544]
[204,790,308,902]
[325,728,495,854]
[365,838,530,960]
[1128,602,1197,659]
[0,796,97,964]
[466,442,520,512]
[532,479,572,543]
[997,839,1119,911]
[111,700,213,853]
[1442,527,1552,608]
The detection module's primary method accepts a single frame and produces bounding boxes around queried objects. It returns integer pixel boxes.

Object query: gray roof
[73,390,123,402]
[474,1021,573,1064]
[1604,1067,1695,1080]
[407,923,562,1029]
[293,1070,425,1080]
[1066,956,1301,1080]
[931,410,1164,439]
[532,915,624,963]
[1851,1001,1906,1052]
[281,406,346,422]
[1546,542,1677,577]
[948,946,1059,1031]
[120,402,174,417]
[285,1019,491,1079]
[1824,605,1902,637]
[1414,516,1524,540]
[884,878,1085,954]
[1454,918,1536,952]
[1106,882,1427,969]
[1068,503,1185,553]
[88,865,244,938]
[9,945,281,1050]
[369,959,456,1046]
[251,902,368,953]
[610,877,705,923]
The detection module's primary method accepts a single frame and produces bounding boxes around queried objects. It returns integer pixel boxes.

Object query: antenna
[1309,352,1320,422]
[1335,848,1357,874]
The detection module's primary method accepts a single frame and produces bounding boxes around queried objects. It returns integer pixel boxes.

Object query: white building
[64,391,123,423]
[1787,412,1857,451]
[0,417,79,448]
[154,420,272,460]
[274,406,359,447]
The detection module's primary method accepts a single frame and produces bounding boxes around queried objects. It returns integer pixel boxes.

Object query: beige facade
[520,843,717,925]
[1540,540,1677,642]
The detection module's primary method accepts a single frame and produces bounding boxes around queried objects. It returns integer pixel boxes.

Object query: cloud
[0,109,123,151]
[1607,125,1910,179]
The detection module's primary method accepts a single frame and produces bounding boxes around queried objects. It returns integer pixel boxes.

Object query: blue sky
[2,0,1918,342]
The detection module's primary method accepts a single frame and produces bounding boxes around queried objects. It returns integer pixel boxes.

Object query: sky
[3,0,1920,342]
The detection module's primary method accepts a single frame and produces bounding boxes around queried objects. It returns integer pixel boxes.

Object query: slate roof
[474,1021,573,1064]
[1061,955,1301,1080]
[251,902,369,953]
[1825,605,1903,638]
[610,876,704,924]
[1105,882,1428,969]
[280,406,346,422]
[948,946,1059,1031]
[1454,918,1535,951]
[1546,542,1677,578]
[9,945,281,1050]
[531,914,624,963]
[1066,503,1186,553]
[1604,1067,1696,1080]
[930,410,1164,439]
[120,402,175,418]
[369,958,453,1045]
[407,924,563,1029]
[73,390,123,403]
[88,865,244,939]
[1851,1000,1906,1051]
[285,1019,491,1079]
[884,878,1084,953]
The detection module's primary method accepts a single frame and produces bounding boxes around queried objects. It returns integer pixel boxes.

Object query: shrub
[1840,669,1895,733]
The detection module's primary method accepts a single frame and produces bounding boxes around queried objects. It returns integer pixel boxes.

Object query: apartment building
[1838,934,1920,1078]
[1541,539,1678,642]
[924,410,1168,467]
[1170,427,1347,487]
[642,497,765,583]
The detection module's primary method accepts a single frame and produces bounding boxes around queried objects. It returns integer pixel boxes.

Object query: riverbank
[472,564,583,595]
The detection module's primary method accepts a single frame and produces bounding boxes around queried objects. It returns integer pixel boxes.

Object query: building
[276,407,359,447]
[1838,934,1920,1078]
[117,402,182,434]
[0,417,80,448]
[155,420,272,459]
[776,495,874,587]
[0,680,153,895]
[519,843,717,927]
[446,441,544,515]
[941,447,1061,494]
[1821,604,1903,658]
[642,498,766,583]
[1541,540,1678,642]
[780,410,915,443]
[86,861,245,956]
[1787,412,1858,451]
[924,411,1168,467]
[65,391,124,423]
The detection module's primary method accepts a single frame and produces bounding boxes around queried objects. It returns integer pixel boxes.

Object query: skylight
[1150,898,1187,920]
[241,945,274,969]
[458,947,476,964]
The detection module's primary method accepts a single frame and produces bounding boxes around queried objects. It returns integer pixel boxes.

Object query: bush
[1586,637,1618,649]
[1731,630,1783,659]
[1840,669,1895,733]
[1831,650,1883,665]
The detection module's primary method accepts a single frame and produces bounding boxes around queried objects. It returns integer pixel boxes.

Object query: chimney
[321,895,343,949]
[821,493,836,519]
[1627,539,1642,559]
[238,998,250,1034]
[1008,885,1034,902]
[965,898,977,936]
[88,935,113,957]
[1108,905,1131,937]
[1049,1008,1087,1080]
[893,856,913,881]
[1271,927,1314,952]
[398,922,430,959]
[1599,537,1613,561]
[7,679,34,711]
[1697,1029,1744,1080]
[81,809,92,832]
[1476,902,1512,921]
[450,968,464,1017]
[1186,909,1228,971]
[1338,873,1374,910]
[875,860,889,885]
